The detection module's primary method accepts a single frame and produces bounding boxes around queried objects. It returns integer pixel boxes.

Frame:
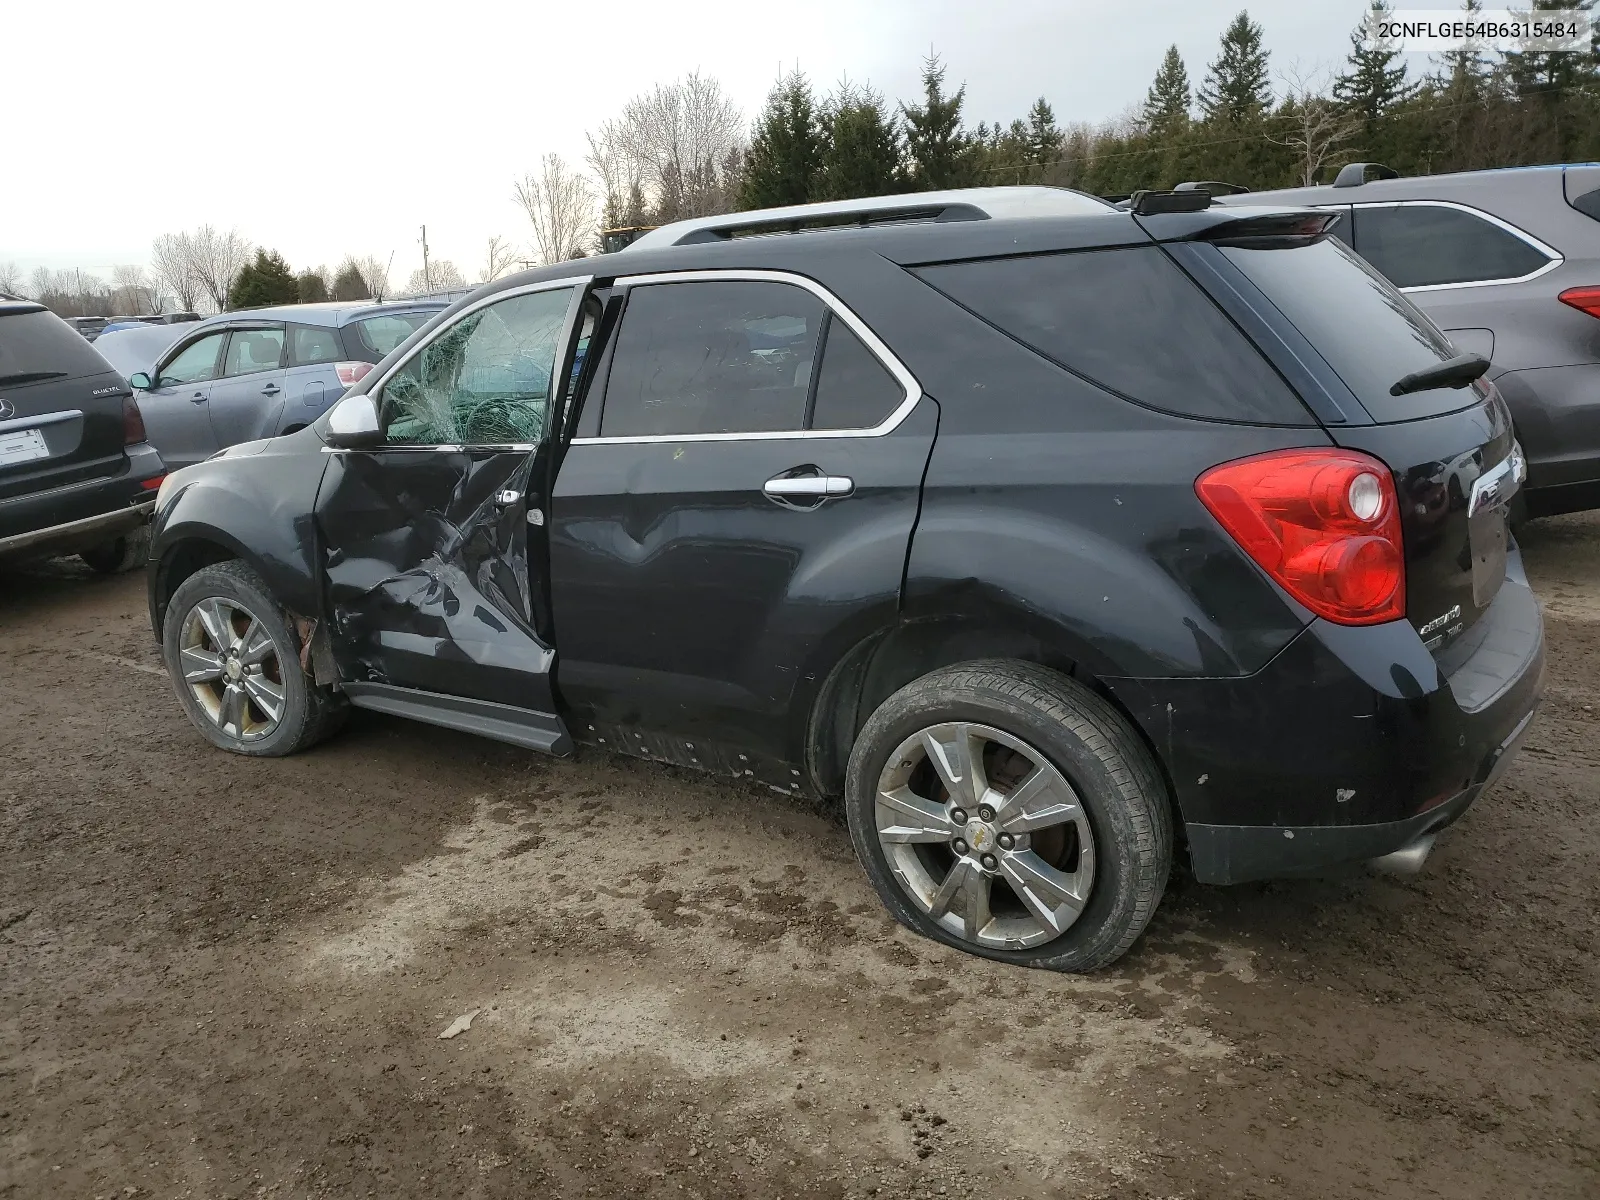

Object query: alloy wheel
[177,596,286,743]
[874,721,1096,950]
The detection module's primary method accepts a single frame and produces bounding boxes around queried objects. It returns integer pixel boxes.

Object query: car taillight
[1196,448,1405,625]
[1558,286,1600,318]
[122,395,147,445]
[334,361,374,387]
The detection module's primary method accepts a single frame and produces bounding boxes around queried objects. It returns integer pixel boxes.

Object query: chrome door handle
[494,489,522,506]
[190,392,207,404]
[260,384,281,396]
[763,474,854,499]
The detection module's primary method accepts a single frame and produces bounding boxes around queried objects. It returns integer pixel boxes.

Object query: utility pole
[419,225,432,293]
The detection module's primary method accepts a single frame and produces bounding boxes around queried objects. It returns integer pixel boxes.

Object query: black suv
[145,187,1544,972]
[1,301,166,572]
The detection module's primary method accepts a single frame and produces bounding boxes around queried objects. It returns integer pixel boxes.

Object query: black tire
[162,560,347,757]
[79,525,150,574]
[844,659,1173,973]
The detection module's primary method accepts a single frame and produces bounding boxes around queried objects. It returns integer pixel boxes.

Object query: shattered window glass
[380,288,573,446]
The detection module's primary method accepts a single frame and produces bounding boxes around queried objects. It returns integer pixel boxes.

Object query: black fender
[147,432,331,638]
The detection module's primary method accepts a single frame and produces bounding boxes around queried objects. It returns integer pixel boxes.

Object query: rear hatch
[0,305,132,504]
[1191,222,1520,655]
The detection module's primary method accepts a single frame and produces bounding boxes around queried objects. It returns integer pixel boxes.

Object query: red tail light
[1558,286,1600,318]
[334,361,374,387]
[139,473,166,491]
[1197,448,1405,625]
[122,395,147,445]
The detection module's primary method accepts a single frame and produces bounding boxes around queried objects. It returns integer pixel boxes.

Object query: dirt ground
[1,517,1596,1200]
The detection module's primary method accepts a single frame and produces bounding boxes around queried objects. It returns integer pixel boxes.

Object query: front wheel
[162,560,347,757]
[844,660,1173,973]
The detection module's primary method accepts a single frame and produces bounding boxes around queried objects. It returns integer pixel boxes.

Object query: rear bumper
[1106,553,1545,885]
[0,442,163,560]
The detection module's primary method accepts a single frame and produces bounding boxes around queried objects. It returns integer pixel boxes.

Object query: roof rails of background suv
[1332,163,1400,188]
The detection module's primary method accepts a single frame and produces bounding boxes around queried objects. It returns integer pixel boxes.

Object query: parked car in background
[0,300,165,572]
[93,321,197,383]
[127,298,453,471]
[63,315,111,341]
[147,187,1542,973]
[1216,163,1600,518]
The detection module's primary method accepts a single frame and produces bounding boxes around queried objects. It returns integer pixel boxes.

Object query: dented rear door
[314,283,585,712]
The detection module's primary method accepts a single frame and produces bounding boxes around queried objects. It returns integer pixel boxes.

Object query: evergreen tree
[227,249,298,310]
[740,70,824,209]
[296,269,329,304]
[330,262,370,302]
[1024,97,1064,168]
[901,54,976,189]
[1197,12,1273,123]
[1505,0,1598,99]
[1434,0,1492,101]
[1334,2,1417,129]
[818,82,906,199]
[1143,46,1192,135]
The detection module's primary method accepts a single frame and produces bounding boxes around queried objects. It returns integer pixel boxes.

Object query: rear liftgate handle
[763,467,855,509]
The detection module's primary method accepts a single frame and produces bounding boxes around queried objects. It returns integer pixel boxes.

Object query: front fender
[147,435,331,637]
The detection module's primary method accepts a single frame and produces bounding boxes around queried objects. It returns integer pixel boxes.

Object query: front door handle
[190,391,207,404]
[763,473,854,500]
[260,384,281,396]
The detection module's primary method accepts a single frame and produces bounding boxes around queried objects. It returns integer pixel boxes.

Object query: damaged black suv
[147,187,1544,972]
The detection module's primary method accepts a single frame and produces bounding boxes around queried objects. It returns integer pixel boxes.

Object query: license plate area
[1468,504,1508,608]
[0,427,51,468]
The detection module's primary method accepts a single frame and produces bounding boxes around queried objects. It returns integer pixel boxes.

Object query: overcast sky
[3,0,1420,289]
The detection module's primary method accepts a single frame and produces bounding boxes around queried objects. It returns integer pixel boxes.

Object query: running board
[341,682,573,756]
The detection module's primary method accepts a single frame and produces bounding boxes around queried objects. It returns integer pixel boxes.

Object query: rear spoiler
[1132,205,1340,245]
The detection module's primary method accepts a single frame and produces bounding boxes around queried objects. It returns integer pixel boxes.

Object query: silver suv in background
[1218,164,1600,518]
[127,298,460,471]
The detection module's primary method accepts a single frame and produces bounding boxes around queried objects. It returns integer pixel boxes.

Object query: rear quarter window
[914,246,1313,425]
[0,309,115,385]
[350,313,430,362]
[1351,204,1554,288]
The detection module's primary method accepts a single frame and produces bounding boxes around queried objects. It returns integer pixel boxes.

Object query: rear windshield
[0,309,115,386]
[351,312,430,361]
[915,246,1313,425]
[1217,237,1471,422]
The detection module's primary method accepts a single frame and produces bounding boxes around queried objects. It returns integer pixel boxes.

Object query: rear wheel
[162,561,346,756]
[79,526,149,574]
[844,660,1172,972]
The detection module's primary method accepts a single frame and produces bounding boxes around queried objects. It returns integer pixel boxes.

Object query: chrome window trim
[325,276,590,454]
[568,268,924,446]
[1341,199,1564,293]
[0,408,81,435]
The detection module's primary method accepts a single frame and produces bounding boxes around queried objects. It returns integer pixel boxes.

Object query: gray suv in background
[128,298,458,471]
[1219,164,1600,518]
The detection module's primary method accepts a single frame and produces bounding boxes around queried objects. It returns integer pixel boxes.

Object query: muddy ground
[2,516,1597,1200]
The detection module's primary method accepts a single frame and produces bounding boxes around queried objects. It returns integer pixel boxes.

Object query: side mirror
[128,371,152,390]
[324,392,383,449]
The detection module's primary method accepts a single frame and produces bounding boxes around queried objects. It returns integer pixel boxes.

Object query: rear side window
[601,281,825,437]
[222,328,285,377]
[1351,204,1554,288]
[290,324,343,366]
[809,320,905,430]
[352,313,429,361]
[916,246,1310,425]
[1218,237,1469,422]
[0,309,114,385]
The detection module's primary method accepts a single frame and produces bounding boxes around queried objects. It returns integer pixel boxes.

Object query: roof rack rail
[1173,180,1251,196]
[625,187,1117,250]
[1331,162,1399,188]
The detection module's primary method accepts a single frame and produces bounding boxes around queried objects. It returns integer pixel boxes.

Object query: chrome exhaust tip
[1368,833,1437,876]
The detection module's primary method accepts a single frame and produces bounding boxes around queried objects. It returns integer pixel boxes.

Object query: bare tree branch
[405,260,466,295]
[151,233,203,313]
[479,235,519,284]
[187,225,253,312]
[514,154,596,264]
[1270,64,1361,187]
[354,254,392,303]
[0,261,22,296]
